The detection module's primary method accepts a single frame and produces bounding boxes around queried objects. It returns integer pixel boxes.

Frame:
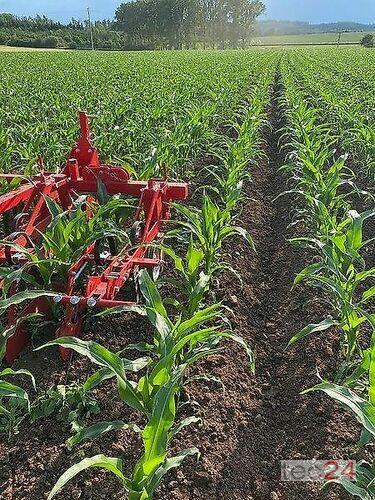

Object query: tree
[115,0,265,49]
[226,0,265,48]
[360,33,374,48]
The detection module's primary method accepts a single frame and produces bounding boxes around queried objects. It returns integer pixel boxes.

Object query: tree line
[257,20,375,36]
[0,13,125,49]
[0,1,265,50]
[114,0,265,49]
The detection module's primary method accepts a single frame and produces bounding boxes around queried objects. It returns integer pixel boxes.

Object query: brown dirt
[0,82,366,500]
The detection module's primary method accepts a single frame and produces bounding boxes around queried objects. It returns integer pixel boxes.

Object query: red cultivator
[0,113,188,363]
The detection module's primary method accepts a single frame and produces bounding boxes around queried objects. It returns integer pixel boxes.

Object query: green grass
[251,31,373,46]
[0,44,62,52]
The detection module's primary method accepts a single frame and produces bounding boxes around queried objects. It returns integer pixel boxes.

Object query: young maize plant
[289,209,375,367]
[303,312,375,447]
[37,269,253,499]
[173,195,255,277]
[0,312,41,436]
[155,239,211,319]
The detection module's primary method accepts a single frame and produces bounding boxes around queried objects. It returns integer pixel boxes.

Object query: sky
[0,0,374,24]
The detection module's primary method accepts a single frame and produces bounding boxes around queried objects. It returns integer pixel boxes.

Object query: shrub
[360,33,374,48]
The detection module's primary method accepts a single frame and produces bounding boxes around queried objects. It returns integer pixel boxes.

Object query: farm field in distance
[0,47,374,500]
[250,30,373,45]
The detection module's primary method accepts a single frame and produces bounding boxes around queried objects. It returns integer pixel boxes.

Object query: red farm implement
[0,112,188,363]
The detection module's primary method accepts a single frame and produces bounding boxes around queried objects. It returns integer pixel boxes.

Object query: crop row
[283,48,375,178]
[280,57,375,498]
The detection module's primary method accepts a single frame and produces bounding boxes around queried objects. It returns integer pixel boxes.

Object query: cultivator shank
[0,112,188,363]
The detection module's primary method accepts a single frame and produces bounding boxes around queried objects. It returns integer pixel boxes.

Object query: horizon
[0,0,374,24]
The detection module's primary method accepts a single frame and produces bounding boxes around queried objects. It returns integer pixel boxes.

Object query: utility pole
[336,31,342,48]
[87,6,95,50]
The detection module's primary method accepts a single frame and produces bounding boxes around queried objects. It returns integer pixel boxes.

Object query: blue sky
[0,0,374,23]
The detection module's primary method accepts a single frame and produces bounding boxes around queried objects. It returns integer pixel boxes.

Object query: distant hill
[257,20,375,36]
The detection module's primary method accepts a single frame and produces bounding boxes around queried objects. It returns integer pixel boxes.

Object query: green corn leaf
[358,428,373,448]
[176,303,222,339]
[294,262,324,285]
[0,380,29,405]
[303,382,375,438]
[37,337,145,414]
[155,244,184,273]
[288,317,338,347]
[361,286,375,304]
[66,420,141,449]
[47,455,128,500]
[167,416,201,444]
[147,447,200,492]
[43,195,63,219]
[138,269,168,319]
[0,367,36,391]
[186,239,204,275]
[0,290,58,314]
[124,342,155,354]
[225,225,256,252]
[187,272,211,315]
[83,367,115,391]
[94,304,147,318]
[344,350,371,387]
[0,402,11,416]
[356,269,375,284]
[83,357,150,391]
[133,370,182,483]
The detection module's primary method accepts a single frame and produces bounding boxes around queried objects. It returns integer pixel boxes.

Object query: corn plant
[325,459,375,499]
[173,195,254,276]
[289,209,375,367]
[303,316,375,446]
[155,239,211,318]
[0,315,39,437]
[37,269,253,499]
[0,366,36,437]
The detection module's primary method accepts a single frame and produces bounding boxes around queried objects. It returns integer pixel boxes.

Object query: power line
[87,6,95,50]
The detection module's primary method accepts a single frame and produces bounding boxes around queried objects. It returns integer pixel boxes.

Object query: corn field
[0,47,374,500]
